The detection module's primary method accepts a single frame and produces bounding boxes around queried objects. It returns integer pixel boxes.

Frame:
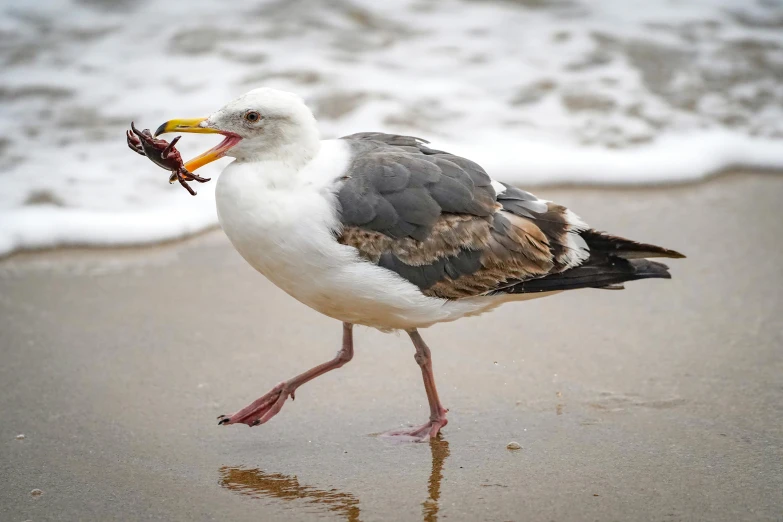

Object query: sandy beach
[1,173,781,522]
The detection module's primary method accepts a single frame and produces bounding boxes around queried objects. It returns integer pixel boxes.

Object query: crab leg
[162,136,181,158]
[175,171,198,196]
[184,170,211,182]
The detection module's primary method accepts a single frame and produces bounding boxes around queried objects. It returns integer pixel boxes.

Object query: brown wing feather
[338,208,567,299]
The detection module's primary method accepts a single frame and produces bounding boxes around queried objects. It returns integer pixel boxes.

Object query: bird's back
[335,133,684,303]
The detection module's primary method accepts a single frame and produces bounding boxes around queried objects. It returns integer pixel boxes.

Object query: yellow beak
[155,118,241,172]
[154,118,216,136]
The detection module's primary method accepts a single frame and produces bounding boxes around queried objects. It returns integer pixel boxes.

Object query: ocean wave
[1,0,781,256]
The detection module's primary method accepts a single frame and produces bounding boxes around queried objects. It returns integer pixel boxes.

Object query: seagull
[155,88,684,441]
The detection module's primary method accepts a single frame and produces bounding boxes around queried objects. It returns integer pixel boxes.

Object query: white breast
[215,140,506,330]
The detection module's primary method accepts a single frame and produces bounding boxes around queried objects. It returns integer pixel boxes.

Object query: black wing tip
[642,246,686,260]
[497,256,675,294]
[630,258,672,279]
[582,229,686,260]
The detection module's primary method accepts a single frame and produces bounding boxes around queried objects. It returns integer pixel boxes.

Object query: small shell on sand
[16,434,25,440]
[31,488,43,497]
[506,441,521,450]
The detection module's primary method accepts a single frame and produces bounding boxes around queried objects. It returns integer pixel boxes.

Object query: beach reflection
[422,439,450,522]
[218,438,450,522]
[218,465,361,521]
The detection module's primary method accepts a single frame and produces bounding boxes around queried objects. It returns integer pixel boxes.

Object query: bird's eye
[244,111,261,123]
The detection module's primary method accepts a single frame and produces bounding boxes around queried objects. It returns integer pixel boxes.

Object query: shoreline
[2,168,780,264]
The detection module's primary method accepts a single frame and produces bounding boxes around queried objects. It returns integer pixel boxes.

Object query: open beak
[155,118,242,172]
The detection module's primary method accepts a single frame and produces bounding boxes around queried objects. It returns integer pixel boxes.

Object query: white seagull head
[155,87,320,171]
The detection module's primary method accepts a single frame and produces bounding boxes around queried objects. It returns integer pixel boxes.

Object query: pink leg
[382,329,448,442]
[218,323,354,427]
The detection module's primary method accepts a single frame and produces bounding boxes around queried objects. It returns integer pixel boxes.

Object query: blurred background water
[1,0,782,255]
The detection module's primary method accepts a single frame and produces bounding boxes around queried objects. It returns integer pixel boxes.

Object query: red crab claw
[130,121,147,139]
[127,128,145,156]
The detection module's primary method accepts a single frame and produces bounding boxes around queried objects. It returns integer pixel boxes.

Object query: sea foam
[1,0,781,256]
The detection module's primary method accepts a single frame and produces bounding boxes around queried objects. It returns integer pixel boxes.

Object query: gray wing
[335,133,585,298]
[336,133,497,242]
[335,133,682,299]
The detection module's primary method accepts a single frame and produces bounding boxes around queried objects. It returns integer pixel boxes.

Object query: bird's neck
[233,123,321,172]
[228,133,326,191]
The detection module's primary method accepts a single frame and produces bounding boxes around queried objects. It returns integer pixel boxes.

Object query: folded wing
[336,133,683,300]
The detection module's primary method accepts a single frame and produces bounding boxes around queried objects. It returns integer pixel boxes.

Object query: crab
[126,122,210,196]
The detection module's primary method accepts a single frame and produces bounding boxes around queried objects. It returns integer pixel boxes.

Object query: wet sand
[1,173,782,521]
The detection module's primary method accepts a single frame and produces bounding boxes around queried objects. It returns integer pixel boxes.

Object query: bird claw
[216,382,291,428]
[379,417,448,443]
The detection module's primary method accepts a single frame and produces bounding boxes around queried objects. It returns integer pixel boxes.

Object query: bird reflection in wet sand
[422,439,450,522]
[218,466,361,521]
[218,438,450,522]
